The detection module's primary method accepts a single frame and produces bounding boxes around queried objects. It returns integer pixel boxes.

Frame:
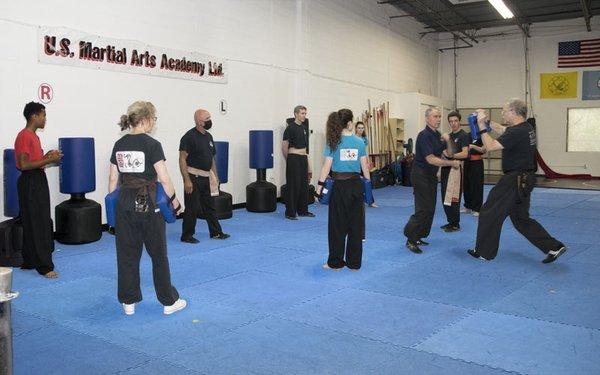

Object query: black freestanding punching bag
[54,138,102,244]
[246,131,277,212]
[199,141,233,220]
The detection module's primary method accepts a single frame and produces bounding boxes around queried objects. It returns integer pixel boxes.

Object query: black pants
[285,154,309,217]
[182,174,222,238]
[17,170,54,275]
[115,188,179,306]
[440,166,461,226]
[328,178,364,269]
[464,159,484,212]
[475,171,563,260]
[404,166,437,242]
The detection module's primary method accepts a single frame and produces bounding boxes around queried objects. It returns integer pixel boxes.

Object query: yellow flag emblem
[540,72,578,99]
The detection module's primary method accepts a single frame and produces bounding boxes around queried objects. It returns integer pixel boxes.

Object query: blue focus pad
[105,188,119,227]
[155,183,177,223]
[362,177,374,205]
[468,113,491,142]
[318,178,334,205]
[105,182,176,226]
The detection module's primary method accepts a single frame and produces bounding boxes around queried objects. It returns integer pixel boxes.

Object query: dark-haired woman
[108,101,186,316]
[316,109,370,270]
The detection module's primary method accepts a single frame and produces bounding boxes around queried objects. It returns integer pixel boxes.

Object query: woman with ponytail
[316,109,370,270]
[108,101,186,316]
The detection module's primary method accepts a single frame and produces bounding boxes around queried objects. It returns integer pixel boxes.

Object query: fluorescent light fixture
[488,0,514,19]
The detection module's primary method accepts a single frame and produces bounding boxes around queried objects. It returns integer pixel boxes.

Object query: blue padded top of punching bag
[59,137,96,194]
[214,141,229,183]
[3,149,21,217]
[249,130,273,169]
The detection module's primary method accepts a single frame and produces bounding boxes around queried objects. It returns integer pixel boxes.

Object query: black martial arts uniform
[180,128,223,239]
[463,135,484,213]
[283,120,310,218]
[111,134,179,306]
[440,129,470,227]
[323,134,367,269]
[14,128,55,275]
[474,122,564,260]
[403,126,446,243]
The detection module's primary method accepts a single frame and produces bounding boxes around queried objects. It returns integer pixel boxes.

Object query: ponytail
[118,101,156,131]
[326,108,354,151]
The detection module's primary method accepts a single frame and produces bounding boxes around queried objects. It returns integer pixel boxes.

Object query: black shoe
[416,239,429,246]
[443,224,460,233]
[542,246,567,264]
[406,240,423,254]
[210,233,230,240]
[285,215,298,220]
[467,249,490,261]
[181,237,199,244]
[440,223,451,230]
[298,212,315,217]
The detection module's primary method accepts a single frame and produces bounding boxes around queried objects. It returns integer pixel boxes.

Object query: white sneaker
[472,211,480,217]
[122,303,135,315]
[164,298,187,315]
[460,208,472,214]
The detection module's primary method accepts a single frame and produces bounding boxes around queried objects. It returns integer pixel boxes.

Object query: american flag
[558,38,600,68]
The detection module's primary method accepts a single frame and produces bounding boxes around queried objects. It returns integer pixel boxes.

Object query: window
[567,108,600,152]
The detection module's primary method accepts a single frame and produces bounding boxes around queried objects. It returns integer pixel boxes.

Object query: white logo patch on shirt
[116,151,145,173]
[340,148,359,161]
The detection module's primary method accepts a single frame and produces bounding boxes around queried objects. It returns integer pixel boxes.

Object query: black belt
[332,172,360,180]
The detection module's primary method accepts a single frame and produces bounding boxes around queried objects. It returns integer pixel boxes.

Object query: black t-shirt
[110,134,165,181]
[179,127,216,171]
[283,121,308,150]
[445,129,470,160]
[497,122,536,172]
[414,126,446,174]
[468,134,484,156]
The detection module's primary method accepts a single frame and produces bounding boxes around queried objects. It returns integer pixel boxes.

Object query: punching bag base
[55,198,102,244]
[246,181,277,212]
[198,191,233,220]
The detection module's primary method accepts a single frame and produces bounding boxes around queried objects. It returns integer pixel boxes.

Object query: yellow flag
[540,72,578,99]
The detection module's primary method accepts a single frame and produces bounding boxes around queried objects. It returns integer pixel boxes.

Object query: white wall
[439,18,600,176]
[0,0,439,220]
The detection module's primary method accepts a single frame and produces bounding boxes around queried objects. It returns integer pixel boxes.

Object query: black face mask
[204,120,212,130]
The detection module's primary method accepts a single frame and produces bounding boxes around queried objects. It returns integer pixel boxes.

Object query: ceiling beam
[580,0,592,31]
[422,8,600,32]
[401,0,478,44]
[503,0,530,37]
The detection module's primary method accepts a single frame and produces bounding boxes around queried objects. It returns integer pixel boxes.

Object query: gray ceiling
[381,0,598,37]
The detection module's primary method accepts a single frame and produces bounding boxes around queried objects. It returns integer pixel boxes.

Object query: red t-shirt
[14,128,43,170]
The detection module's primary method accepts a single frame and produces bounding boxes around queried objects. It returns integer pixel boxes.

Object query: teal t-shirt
[324,135,366,173]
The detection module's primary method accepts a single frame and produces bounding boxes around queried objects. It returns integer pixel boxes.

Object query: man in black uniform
[468,98,566,263]
[440,111,470,232]
[282,105,314,220]
[403,107,460,254]
[179,109,230,243]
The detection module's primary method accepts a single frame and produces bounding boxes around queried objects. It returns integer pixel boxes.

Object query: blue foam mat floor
[9,184,600,374]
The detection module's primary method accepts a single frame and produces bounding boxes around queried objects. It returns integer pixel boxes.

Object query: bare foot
[322,264,342,271]
[43,271,59,279]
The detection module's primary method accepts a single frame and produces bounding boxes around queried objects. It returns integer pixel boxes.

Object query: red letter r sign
[38,83,53,104]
